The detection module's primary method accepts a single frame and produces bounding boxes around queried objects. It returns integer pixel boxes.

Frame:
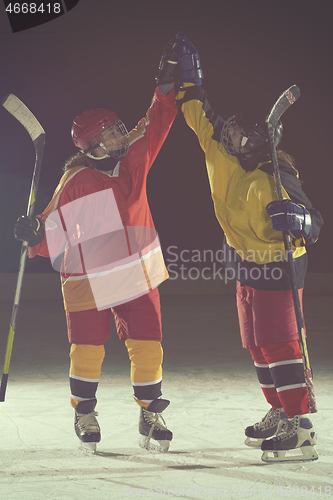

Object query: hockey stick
[0,95,45,402]
[266,85,317,413]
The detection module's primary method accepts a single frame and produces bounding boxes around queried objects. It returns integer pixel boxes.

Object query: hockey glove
[266,200,312,245]
[155,35,179,86]
[174,32,204,86]
[14,215,44,247]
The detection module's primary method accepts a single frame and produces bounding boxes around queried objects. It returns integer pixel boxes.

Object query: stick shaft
[0,244,28,401]
[0,98,45,401]
[266,95,317,412]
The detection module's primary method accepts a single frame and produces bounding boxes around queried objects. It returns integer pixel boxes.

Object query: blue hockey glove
[14,215,44,247]
[155,35,179,86]
[266,200,312,243]
[174,32,204,86]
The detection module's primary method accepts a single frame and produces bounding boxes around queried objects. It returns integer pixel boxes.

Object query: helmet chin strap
[86,151,109,160]
[86,144,110,160]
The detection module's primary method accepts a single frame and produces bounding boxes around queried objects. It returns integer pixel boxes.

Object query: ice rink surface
[0,292,332,500]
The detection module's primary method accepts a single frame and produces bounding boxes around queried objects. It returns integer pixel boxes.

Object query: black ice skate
[261,415,318,462]
[139,398,173,452]
[245,407,287,447]
[75,398,101,452]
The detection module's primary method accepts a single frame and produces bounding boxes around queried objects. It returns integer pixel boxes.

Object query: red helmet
[71,108,129,160]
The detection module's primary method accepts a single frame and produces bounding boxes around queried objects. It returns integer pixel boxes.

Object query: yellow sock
[69,344,105,409]
[125,339,163,407]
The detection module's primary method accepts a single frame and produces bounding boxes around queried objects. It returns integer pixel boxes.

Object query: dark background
[0,0,331,274]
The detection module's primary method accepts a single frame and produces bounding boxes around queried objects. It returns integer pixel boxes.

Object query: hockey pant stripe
[69,344,105,409]
[250,341,309,417]
[125,339,163,407]
[269,359,305,390]
[252,356,281,409]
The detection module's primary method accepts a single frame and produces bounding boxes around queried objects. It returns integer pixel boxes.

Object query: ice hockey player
[13,45,178,453]
[172,32,324,462]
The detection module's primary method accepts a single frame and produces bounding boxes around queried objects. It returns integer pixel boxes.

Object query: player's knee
[69,344,105,379]
[125,339,163,370]
[249,345,266,364]
[261,340,302,363]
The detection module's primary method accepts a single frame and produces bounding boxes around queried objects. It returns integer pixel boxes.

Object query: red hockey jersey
[28,86,178,311]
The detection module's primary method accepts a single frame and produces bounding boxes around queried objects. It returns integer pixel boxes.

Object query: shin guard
[262,341,309,417]
[125,339,163,407]
[250,346,281,409]
[69,344,105,408]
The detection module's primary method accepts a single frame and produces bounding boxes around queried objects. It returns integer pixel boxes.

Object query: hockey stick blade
[2,94,45,141]
[266,85,300,130]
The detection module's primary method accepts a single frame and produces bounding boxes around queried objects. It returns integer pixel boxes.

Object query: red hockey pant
[236,282,310,417]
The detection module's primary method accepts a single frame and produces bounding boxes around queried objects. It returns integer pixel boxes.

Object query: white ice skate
[261,415,318,462]
[139,399,173,452]
[245,407,287,447]
[75,398,101,452]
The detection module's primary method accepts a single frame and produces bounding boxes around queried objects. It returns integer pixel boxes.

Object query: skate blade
[80,441,97,453]
[245,436,265,448]
[139,435,170,453]
[261,445,318,463]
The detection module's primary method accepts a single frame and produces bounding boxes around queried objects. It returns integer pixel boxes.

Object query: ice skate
[139,398,173,452]
[261,415,318,462]
[245,407,287,447]
[74,398,101,452]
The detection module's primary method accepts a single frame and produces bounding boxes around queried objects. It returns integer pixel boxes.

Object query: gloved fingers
[155,34,179,85]
[14,215,43,244]
[266,199,305,216]
[173,32,204,85]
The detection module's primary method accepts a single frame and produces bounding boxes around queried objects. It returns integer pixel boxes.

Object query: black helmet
[220,113,283,160]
